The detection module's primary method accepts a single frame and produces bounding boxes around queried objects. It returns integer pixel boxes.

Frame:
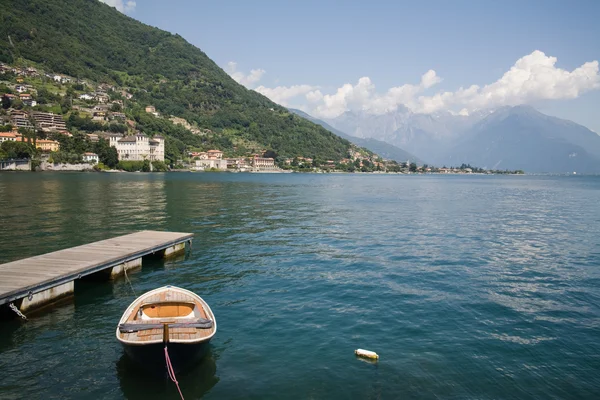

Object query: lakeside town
[0,62,523,175]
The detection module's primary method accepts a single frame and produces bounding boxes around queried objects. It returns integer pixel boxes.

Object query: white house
[53,75,71,84]
[83,152,99,164]
[79,94,94,100]
[0,132,21,143]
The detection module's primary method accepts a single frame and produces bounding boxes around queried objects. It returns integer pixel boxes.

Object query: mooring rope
[165,346,185,400]
[123,268,136,297]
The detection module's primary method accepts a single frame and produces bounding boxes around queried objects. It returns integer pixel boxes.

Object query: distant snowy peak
[323,105,600,172]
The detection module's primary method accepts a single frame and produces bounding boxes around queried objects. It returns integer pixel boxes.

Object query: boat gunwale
[115,286,217,345]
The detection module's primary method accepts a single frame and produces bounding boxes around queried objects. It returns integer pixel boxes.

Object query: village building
[251,156,277,171]
[0,132,21,143]
[19,93,36,107]
[79,93,94,100]
[110,112,126,121]
[207,149,223,159]
[83,152,99,164]
[53,75,71,84]
[91,105,109,121]
[92,111,107,121]
[194,158,227,171]
[95,93,110,104]
[109,133,164,162]
[15,136,60,152]
[24,67,39,77]
[189,151,207,159]
[35,139,60,152]
[144,105,159,117]
[98,83,115,92]
[226,157,250,171]
[10,111,34,130]
[31,112,67,132]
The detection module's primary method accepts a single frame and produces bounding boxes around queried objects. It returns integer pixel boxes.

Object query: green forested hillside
[0,0,353,161]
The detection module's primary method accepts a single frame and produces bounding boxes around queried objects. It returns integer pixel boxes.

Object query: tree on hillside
[1,95,11,110]
[94,138,118,168]
[18,127,36,146]
[0,141,36,159]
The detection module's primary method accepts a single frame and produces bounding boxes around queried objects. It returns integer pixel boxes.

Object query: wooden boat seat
[119,318,213,333]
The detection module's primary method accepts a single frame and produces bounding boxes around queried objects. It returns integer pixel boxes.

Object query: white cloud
[98,0,136,13]
[305,90,323,103]
[421,69,442,89]
[414,50,600,114]
[312,70,443,117]
[225,61,318,105]
[245,51,600,118]
[226,62,266,88]
[254,85,318,107]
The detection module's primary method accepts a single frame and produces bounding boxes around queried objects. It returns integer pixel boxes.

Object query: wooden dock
[0,231,193,314]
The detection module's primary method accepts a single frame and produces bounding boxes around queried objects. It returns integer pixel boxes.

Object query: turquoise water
[0,172,599,399]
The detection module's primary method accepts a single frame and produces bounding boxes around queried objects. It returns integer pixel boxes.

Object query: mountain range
[324,105,600,173]
[288,108,423,164]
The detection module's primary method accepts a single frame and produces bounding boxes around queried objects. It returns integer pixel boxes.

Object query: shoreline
[1,169,529,176]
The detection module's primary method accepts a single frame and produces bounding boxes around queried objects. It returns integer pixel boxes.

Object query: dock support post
[109,257,142,279]
[162,242,186,258]
[18,281,75,313]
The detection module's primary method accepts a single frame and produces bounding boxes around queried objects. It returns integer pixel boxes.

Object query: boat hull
[122,340,211,374]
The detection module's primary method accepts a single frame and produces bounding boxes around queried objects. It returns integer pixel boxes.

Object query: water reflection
[0,173,169,263]
[116,350,219,399]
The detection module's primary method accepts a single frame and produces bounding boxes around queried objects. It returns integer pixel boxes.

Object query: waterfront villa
[108,133,165,162]
[252,156,276,171]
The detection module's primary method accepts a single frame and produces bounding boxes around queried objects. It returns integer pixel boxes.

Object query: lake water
[0,172,599,399]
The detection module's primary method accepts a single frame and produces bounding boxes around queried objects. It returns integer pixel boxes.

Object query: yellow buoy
[355,348,379,360]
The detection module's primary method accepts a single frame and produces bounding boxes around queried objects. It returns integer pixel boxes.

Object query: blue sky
[106,0,599,131]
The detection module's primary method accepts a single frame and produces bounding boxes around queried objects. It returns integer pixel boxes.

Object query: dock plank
[0,231,193,305]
